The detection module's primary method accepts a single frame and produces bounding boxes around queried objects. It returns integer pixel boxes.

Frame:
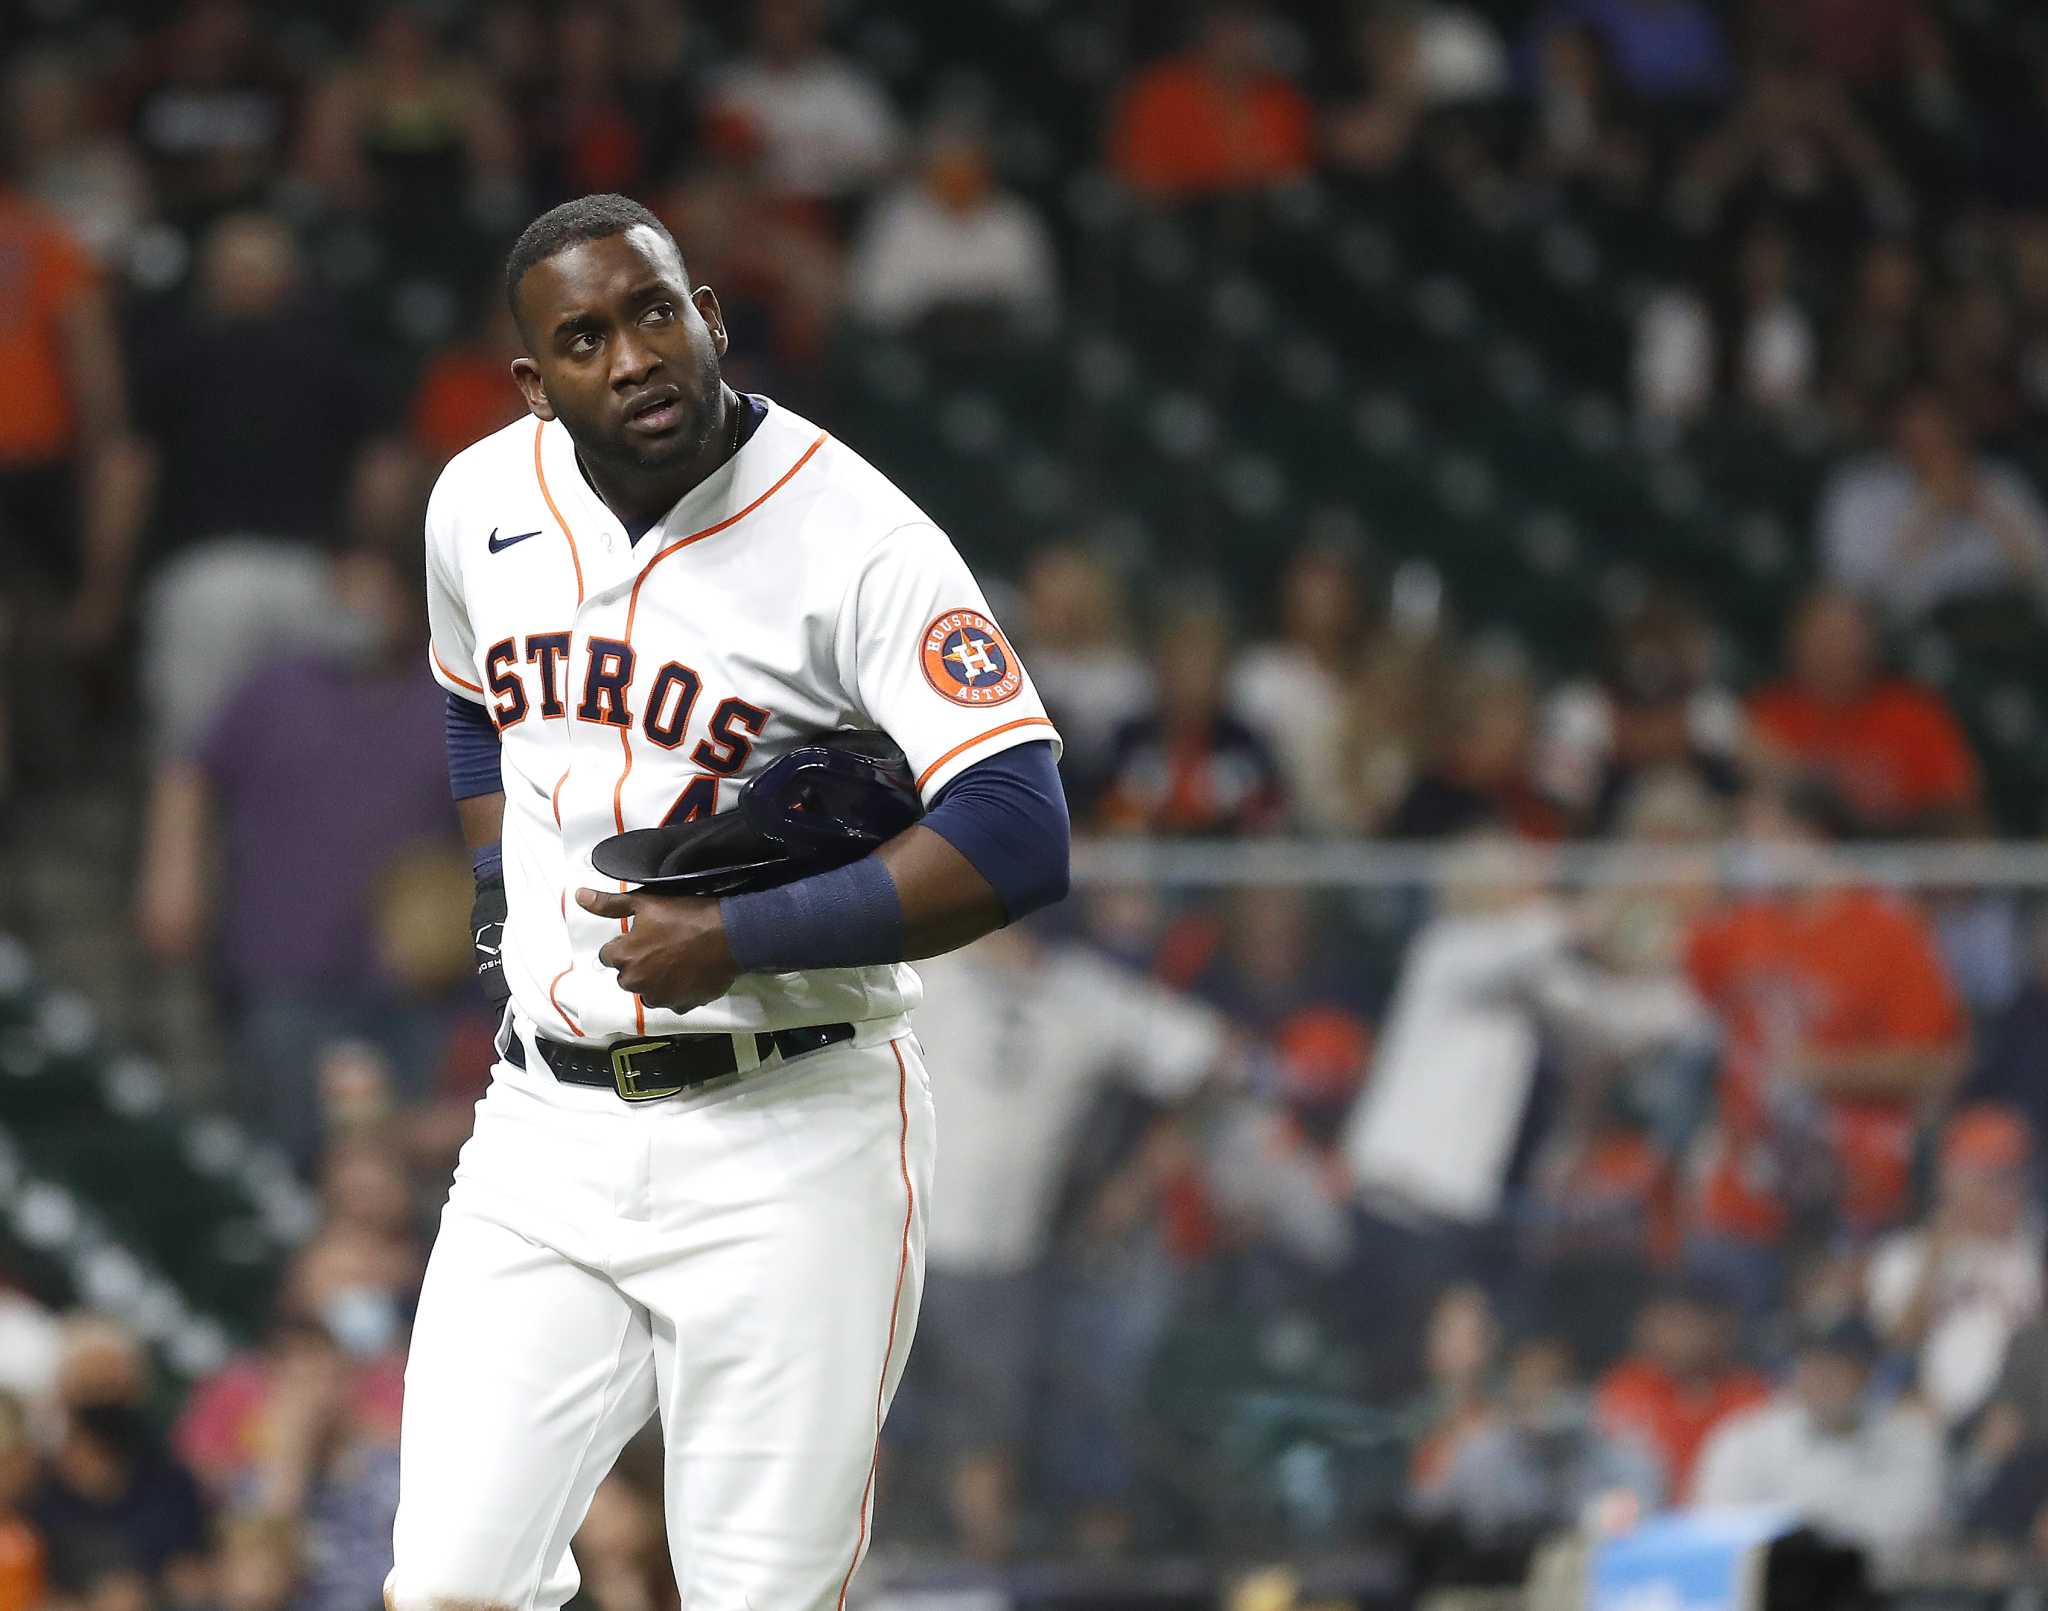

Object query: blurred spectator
[1232,545,1369,834]
[211,1513,303,1611]
[105,211,395,758]
[1866,1105,2042,1429]
[1162,886,1367,1031]
[1634,221,1816,427]
[6,52,149,268]
[2010,213,2048,432]
[902,925,1228,1556]
[1413,1335,1662,1555]
[703,0,902,208]
[1964,914,2048,1149]
[134,543,454,1162]
[655,127,845,400]
[1923,277,2022,441]
[847,115,1059,342]
[1595,1281,1770,1498]
[1198,1005,1367,1275]
[1674,50,1908,244]
[0,1394,43,1611]
[1819,388,2048,626]
[1096,593,1287,836]
[406,281,528,468]
[1520,24,1653,201]
[1015,545,1151,808]
[0,162,128,800]
[1777,0,1947,96]
[1534,0,1733,103]
[0,1285,60,1406]
[297,5,520,244]
[1692,1318,1944,1566]
[318,1140,420,1251]
[1747,588,1981,833]
[1109,3,1314,200]
[1406,1285,1503,1493]
[178,1232,411,1498]
[1386,642,1565,839]
[115,0,297,225]
[523,4,660,206]
[1338,616,1453,833]
[1322,4,1510,182]
[1344,837,1569,1231]
[1684,776,1966,1297]
[26,1318,208,1598]
[1538,592,1743,834]
[233,1321,400,1611]
[177,1316,404,1503]
[1822,237,1925,435]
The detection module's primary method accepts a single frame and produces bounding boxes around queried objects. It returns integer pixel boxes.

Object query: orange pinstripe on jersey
[432,645,483,695]
[532,421,586,607]
[913,716,1057,793]
[836,1038,915,1611]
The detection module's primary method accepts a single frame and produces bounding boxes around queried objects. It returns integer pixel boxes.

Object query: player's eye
[570,332,601,355]
[642,303,676,325]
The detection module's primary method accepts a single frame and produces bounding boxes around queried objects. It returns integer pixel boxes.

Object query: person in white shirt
[704,0,902,203]
[904,925,1228,1557]
[1867,1105,2043,1430]
[1230,543,1367,834]
[848,116,1059,339]
[1820,388,2048,624]
[1692,1318,1945,1568]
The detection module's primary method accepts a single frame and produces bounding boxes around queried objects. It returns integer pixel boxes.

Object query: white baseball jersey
[424,396,1061,1052]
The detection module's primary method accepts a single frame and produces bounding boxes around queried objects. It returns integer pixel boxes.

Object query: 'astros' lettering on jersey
[425,396,1061,1045]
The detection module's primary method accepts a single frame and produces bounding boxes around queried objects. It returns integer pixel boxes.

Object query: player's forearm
[881,824,1009,958]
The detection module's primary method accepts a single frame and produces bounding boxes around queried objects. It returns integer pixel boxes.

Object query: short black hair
[503,193,682,321]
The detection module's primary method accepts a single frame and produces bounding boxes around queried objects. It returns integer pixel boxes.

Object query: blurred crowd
[5,0,2048,1604]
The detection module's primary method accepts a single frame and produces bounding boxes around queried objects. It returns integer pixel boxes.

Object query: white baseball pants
[387,1029,932,1611]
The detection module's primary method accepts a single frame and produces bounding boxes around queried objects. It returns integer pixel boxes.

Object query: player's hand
[578,886,739,1013]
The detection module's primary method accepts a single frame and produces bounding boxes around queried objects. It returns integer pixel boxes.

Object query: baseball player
[395,193,1070,1611]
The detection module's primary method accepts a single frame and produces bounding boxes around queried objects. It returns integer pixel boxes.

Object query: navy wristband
[473,843,503,883]
[719,856,904,973]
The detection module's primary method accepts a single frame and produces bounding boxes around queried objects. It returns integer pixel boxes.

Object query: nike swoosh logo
[488,527,543,553]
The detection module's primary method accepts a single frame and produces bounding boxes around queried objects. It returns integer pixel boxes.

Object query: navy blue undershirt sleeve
[446,691,503,800]
[922,740,1071,921]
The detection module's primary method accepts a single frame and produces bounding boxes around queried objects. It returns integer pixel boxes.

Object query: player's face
[511,226,728,476]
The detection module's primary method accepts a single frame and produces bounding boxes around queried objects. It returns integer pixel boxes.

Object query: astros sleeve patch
[919,609,1024,707]
[848,524,1061,802]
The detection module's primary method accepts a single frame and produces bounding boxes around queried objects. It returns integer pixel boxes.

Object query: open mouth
[625,389,684,434]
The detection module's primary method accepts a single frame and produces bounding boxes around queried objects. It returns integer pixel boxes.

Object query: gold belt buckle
[610,1038,683,1103]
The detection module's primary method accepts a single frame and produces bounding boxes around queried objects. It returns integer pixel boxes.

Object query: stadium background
[5,0,2048,1606]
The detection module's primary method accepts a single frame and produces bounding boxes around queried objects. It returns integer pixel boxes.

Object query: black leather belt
[506,1022,856,1103]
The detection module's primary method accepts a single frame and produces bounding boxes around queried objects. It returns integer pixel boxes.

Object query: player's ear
[693,286,729,358]
[511,356,555,422]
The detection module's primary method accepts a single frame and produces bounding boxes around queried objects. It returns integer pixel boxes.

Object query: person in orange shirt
[1596,1281,1770,1500]
[406,285,528,469]
[1108,3,1315,199]
[0,183,131,802]
[1684,775,1966,1303]
[1748,588,1982,833]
